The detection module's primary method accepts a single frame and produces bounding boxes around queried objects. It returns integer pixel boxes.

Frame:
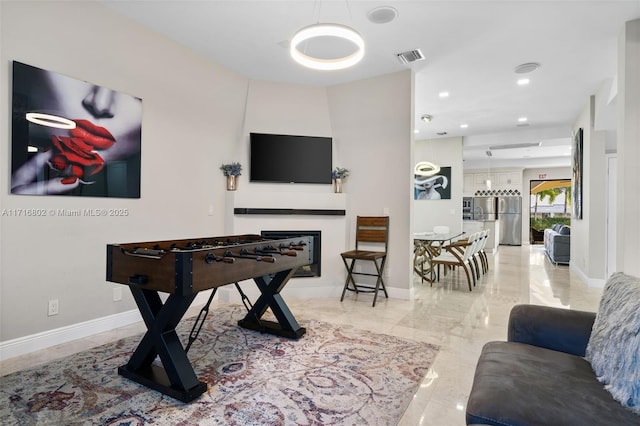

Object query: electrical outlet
[48,299,59,316]
[113,287,122,301]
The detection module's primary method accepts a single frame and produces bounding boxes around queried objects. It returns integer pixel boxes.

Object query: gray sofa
[544,223,570,264]
[466,273,640,426]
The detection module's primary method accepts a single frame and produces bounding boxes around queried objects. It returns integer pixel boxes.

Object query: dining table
[413,231,466,284]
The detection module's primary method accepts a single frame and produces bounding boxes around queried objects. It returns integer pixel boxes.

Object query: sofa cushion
[466,341,640,425]
[552,223,562,232]
[585,272,640,414]
[558,225,571,235]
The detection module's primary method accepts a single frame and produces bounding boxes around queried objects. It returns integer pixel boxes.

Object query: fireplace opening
[261,230,321,278]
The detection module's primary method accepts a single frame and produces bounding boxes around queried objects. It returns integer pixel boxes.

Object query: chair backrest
[355,216,389,252]
[478,229,489,250]
[433,225,450,234]
[462,232,479,261]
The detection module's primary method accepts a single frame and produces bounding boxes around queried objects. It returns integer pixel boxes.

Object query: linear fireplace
[261,230,321,278]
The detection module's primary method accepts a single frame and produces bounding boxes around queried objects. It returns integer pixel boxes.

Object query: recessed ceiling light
[367,6,398,24]
[460,124,469,128]
[421,114,433,122]
[514,62,541,74]
[517,78,530,85]
[518,117,528,122]
[414,129,420,134]
[438,91,449,98]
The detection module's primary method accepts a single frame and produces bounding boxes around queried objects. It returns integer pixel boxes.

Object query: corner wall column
[617,19,640,275]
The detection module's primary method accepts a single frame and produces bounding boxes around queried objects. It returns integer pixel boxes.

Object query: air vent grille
[396,49,425,64]
[489,142,541,151]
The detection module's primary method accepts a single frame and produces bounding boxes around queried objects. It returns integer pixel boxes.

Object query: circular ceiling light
[25,112,76,129]
[290,23,365,71]
[421,114,433,122]
[414,161,441,177]
[367,6,398,24]
[514,62,540,74]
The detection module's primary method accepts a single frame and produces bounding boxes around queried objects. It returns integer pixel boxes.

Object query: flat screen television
[250,132,332,184]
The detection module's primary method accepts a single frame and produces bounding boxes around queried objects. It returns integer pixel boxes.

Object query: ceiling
[101,0,640,170]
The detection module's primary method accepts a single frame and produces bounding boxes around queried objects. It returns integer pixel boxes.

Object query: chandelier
[290,2,364,71]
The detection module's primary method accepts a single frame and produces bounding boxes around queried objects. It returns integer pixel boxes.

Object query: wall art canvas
[414,166,451,200]
[572,128,583,219]
[11,61,142,198]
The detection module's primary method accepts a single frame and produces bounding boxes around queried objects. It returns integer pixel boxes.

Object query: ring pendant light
[414,161,441,177]
[290,23,365,71]
[25,112,76,130]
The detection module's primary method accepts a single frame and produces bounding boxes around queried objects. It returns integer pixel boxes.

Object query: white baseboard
[0,284,413,361]
[570,262,606,288]
[0,309,142,362]
[0,290,223,362]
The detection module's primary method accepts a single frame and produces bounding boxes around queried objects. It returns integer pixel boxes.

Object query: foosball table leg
[237,269,306,339]
[118,287,207,402]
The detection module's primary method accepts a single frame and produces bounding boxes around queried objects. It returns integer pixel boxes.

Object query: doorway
[529,179,572,244]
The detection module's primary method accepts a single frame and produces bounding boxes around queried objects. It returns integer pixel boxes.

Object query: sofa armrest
[507,304,596,356]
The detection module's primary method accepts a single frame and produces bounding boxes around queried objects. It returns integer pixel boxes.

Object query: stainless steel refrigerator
[498,196,522,245]
[472,197,497,220]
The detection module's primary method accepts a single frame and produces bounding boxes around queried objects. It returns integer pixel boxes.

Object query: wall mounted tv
[249,133,332,184]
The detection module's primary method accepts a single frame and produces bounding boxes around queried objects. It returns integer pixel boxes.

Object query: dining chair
[431,232,478,291]
[476,229,490,274]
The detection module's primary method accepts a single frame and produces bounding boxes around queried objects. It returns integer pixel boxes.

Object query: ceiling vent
[489,142,541,151]
[397,49,425,64]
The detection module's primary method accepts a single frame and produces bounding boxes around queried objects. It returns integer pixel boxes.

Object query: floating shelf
[234,208,346,216]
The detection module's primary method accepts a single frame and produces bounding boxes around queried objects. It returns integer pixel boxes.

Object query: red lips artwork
[48,119,116,185]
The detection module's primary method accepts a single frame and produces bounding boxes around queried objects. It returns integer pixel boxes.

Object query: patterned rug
[0,305,439,425]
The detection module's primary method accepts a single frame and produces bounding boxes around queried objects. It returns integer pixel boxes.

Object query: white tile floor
[0,245,603,425]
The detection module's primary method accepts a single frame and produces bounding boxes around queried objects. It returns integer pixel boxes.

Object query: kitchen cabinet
[463,220,500,253]
[464,170,522,195]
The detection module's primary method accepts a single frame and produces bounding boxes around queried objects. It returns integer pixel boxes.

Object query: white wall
[0,1,249,342]
[617,19,640,277]
[413,137,464,235]
[0,2,416,355]
[570,97,608,285]
[220,80,348,301]
[327,71,414,299]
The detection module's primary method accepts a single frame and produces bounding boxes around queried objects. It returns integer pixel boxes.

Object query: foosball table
[106,234,312,402]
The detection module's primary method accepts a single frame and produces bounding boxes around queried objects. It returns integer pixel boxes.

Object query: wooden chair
[340,216,389,307]
[431,232,479,291]
[477,229,490,274]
